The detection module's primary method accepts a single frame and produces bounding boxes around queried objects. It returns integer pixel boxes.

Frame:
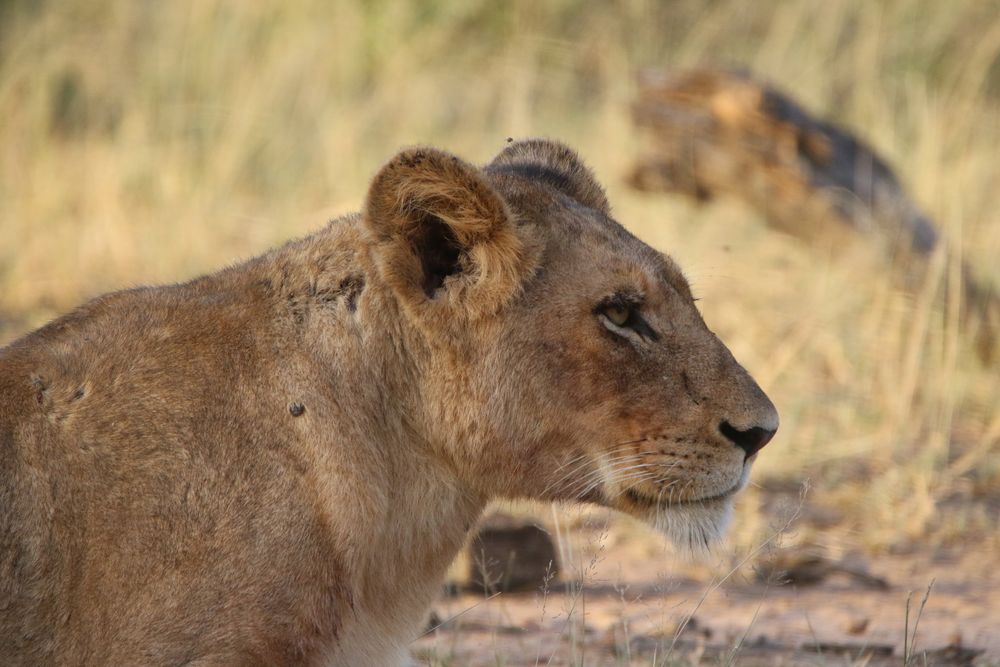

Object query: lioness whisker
[541,450,664,496]
[559,455,689,500]
[540,455,607,496]
[574,468,665,500]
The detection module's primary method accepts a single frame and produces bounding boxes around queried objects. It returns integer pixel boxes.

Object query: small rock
[467,513,559,594]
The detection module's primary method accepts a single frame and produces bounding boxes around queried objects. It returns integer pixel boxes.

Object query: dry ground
[415,500,1000,666]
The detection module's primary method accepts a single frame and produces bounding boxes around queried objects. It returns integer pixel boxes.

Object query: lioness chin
[0,138,777,666]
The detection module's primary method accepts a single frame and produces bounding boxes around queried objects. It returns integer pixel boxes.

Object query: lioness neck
[261,220,486,664]
[322,453,484,666]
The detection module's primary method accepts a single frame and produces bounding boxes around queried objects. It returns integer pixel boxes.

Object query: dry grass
[2,0,1000,567]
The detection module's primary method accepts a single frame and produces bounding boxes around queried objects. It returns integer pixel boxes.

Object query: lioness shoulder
[0,139,777,666]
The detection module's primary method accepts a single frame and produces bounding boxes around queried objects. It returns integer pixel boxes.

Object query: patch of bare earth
[414,508,1000,666]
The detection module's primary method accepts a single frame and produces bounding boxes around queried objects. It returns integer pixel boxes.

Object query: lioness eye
[596,294,660,342]
[604,305,630,327]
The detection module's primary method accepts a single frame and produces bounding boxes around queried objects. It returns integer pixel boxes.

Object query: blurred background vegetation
[2,0,999,556]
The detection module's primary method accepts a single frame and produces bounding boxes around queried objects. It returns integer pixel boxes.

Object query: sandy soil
[413,512,1000,666]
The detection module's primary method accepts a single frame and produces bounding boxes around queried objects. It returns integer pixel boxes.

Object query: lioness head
[365,139,778,549]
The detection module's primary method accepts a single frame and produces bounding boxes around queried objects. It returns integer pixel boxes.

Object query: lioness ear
[365,147,532,317]
[488,138,610,214]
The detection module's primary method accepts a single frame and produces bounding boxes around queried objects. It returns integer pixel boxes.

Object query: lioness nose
[719,421,776,459]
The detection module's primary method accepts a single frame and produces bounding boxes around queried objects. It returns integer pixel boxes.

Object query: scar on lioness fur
[0,139,778,666]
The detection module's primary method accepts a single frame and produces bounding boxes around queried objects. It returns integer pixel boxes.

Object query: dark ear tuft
[414,215,462,298]
[488,138,610,214]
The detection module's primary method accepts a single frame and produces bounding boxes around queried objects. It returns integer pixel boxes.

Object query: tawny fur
[0,139,777,666]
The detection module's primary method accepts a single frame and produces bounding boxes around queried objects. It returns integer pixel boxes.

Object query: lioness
[0,139,777,666]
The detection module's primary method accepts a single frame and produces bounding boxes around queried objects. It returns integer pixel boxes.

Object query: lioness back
[0,139,777,666]
[0,233,373,663]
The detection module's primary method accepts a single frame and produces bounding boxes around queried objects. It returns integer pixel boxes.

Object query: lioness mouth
[623,483,740,508]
